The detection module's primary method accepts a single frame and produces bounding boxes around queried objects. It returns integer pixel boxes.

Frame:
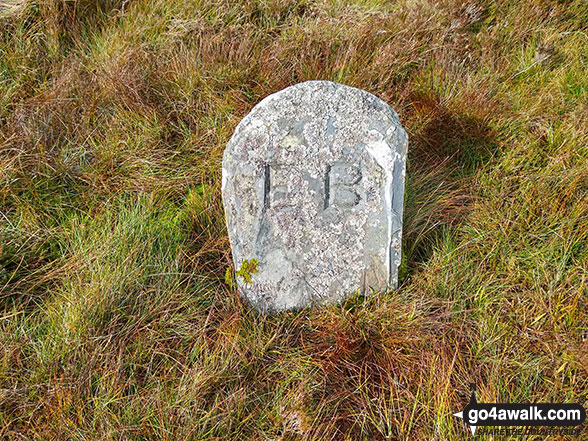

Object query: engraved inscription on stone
[222,81,408,312]
[265,164,296,209]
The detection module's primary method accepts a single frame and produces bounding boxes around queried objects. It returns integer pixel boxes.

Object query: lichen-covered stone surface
[222,81,408,312]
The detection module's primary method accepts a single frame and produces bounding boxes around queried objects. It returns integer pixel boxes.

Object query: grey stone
[222,81,408,312]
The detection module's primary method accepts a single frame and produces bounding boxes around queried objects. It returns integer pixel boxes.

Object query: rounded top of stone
[257,79,389,103]
[236,80,400,129]
[224,81,404,171]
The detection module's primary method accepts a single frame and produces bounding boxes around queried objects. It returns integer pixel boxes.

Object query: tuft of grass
[1,0,587,439]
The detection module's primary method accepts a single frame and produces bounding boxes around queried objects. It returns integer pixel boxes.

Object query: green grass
[1,0,587,439]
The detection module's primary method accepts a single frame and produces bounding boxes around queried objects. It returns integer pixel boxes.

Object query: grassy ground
[0,0,587,439]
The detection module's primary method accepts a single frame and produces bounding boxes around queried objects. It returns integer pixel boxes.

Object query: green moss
[235,258,259,284]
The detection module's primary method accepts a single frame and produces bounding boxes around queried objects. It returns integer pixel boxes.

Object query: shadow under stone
[399,92,500,280]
